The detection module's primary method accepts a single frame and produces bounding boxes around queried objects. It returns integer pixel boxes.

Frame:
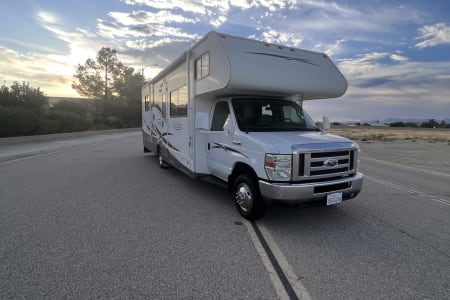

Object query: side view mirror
[322,116,330,134]
[223,121,234,135]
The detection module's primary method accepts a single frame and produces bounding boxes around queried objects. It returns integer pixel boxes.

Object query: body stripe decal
[245,51,319,66]
[211,143,249,158]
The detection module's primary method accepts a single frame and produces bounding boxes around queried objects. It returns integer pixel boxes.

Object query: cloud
[0,47,77,96]
[251,27,303,47]
[36,11,60,25]
[338,52,390,77]
[108,10,199,26]
[0,10,129,97]
[390,54,409,62]
[99,11,199,42]
[415,23,450,48]
[122,0,207,14]
[314,39,346,57]
[122,0,300,27]
[304,54,450,121]
[36,10,105,59]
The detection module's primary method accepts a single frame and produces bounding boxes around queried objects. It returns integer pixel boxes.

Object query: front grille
[310,167,349,176]
[298,153,305,176]
[295,149,357,181]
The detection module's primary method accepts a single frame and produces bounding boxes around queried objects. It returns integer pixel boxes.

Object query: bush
[43,110,90,133]
[52,101,88,116]
[389,122,406,127]
[1,88,140,137]
[89,99,140,129]
[0,105,40,137]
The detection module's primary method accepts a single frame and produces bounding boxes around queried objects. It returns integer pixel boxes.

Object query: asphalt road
[1,131,449,299]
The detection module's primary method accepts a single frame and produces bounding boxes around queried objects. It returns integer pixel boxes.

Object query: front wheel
[233,174,266,220]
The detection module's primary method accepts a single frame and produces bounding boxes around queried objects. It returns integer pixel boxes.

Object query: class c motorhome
[142,31,363,220]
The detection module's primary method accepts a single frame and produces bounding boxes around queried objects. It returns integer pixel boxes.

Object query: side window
[195,52,210,80]
[155,85,162,114]
[170,86,188,117]
[282,105,305,125]
[150,85,154,105]
[162,92,166,118]
[211,102,230,131]
[144,95,150,111]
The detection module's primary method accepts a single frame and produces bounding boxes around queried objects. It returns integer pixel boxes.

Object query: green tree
[115,67,145,103]
[1,82,47,111]
[421,119,439,128]
[389,122,406,127]
[72,47,145,129]
[72,47,144,104]
[72,47,123,100]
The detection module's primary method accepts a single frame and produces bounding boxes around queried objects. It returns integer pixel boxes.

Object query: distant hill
[382,118,450,124]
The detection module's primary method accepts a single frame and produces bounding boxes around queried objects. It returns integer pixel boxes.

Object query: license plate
[327,192,342,206]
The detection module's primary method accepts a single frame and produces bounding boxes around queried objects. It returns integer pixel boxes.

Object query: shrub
[44,110,90,133]
[0,105,40,137]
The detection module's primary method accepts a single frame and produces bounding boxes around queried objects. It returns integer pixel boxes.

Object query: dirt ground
[331,126,450,143]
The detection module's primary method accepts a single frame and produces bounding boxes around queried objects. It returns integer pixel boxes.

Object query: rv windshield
[232,98,319,132]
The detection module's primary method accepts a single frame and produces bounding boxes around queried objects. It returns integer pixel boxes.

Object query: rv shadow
[143,154,235,210]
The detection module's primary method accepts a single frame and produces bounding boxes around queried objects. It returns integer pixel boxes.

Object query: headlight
[265,154,292,181]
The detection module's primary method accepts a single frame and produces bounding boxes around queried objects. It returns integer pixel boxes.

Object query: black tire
[233,173,266,220]
[144,146,150,153]
[157,147,170,169]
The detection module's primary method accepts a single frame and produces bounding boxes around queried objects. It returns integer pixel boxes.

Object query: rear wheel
[157,147,169,169]
[233,174,266,220]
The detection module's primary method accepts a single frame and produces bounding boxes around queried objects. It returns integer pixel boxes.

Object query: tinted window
[211,101,230,131]
[232,98,318,132]
[170,86,188,117]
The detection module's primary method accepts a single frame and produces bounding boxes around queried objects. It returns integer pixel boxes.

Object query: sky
[0,0,449,121]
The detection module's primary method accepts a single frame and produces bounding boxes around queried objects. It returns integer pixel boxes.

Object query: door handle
[232,140,242,146]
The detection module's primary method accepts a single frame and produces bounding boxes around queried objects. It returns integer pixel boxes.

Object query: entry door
[206,101,233,180]
[166,86,190,162]
[158,82,169,151]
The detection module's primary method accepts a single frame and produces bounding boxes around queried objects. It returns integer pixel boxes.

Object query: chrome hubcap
[235,183,253,212]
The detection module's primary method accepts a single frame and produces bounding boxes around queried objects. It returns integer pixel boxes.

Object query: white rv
[142,31,363,220]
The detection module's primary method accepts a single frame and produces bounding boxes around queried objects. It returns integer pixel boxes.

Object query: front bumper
[258,172,363,204]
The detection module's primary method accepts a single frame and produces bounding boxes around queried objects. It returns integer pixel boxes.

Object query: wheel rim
[235,183,253,212]
[159,154,163,166]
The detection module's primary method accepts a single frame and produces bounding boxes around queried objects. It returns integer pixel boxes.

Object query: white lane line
[243,220,291,300]
[0,148,70,164]
[366,175,450,206]
[244,220,312,300]
[256,221,313,300]
[362,156,450,177]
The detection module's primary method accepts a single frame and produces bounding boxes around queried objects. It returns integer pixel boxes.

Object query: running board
[199,175,228,189]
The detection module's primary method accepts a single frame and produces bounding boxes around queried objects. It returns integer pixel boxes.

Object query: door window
[211,102,230,131]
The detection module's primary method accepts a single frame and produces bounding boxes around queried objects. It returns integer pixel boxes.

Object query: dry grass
[330,126,450,143]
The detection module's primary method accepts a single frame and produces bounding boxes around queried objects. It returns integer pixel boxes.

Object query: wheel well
[228,162,257,191]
